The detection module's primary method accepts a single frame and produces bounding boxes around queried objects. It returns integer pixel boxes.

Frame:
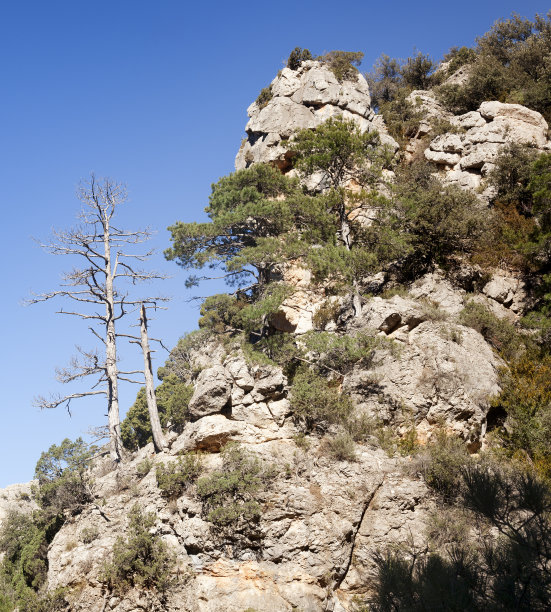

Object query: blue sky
[1,0,549,487]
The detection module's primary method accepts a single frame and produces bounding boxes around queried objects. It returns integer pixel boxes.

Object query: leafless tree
[28,175,168,462]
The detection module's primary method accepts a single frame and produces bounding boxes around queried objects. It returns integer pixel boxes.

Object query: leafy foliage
[286,47,312,70]
[437,12,551,122]
[459,301,525,360]
[155,453,203,498]
[255,85,272,109]
[289,368,353,432]
[0,438,92,611]
[101,504,176,595]
[319,50,364,82]
[34,437,95,518]
[364,461,551,611]
[196,444,277,547]
[493,353,551,480]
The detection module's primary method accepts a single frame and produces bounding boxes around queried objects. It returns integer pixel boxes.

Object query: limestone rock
[423,101,549,198]
[236,61,397,172]
[483,272,526,313]
[188,365,232,419]
[0,482,37,528]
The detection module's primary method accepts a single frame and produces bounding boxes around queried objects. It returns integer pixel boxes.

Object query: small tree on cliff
[28,176,168,462]
[288,116,395,313]
[165,163,336,296]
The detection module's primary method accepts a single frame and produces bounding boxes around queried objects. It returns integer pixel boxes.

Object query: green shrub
[287,47,312,70]
[196,444,277,532]
[444,45,477,75]
[493,352,551,480]
[392,161,488,278]
[101,504,176,595]
[324,433,356,461]
[488,143,539,210]
[155,453,203,498]
[302,330,387,375]
[418,431,471,499]
[436,13,551,122]
[79,526,99,544]
[157,328,212,381]
[255,85,273,109]
[136,458,153,477]
[459,300,524,360]
[312,299,341,330]
[34,437,95,518]
[319,50,364,82]
[290,368,353,432]
[400,51,437,90]
[377,90,423,143]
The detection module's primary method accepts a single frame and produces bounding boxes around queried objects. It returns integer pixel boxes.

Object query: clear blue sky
[1,0,548,487]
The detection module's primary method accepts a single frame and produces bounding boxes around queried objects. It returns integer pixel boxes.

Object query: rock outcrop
[427,101,549,196]
[236,61,398,171]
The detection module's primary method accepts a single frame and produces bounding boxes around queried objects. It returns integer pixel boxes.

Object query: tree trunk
[339,203,362,318]
[139,304,166,452]
[103,220,123,462]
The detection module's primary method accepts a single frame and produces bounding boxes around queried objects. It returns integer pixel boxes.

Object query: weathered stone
[236,61,397,171]
[429,133,464,153]
[425,149,461,165]
[224,353,254,391]
[188,365,231,419]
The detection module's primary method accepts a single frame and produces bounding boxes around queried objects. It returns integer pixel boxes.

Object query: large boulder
[188,365,232,419]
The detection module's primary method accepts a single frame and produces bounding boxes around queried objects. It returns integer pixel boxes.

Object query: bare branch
[34,390,107,411]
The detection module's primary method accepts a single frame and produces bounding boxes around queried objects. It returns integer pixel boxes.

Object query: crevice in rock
[330,476,385,596]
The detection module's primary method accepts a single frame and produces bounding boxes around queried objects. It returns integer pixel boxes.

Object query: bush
[417,431,471,499]
[34,437,95,517]
[79,526,99,544]
[157,329,212,381]
[392,162,488,277]
[155,453,203,498]
[302,330,387,375]
[444,45,477,75]
[101,504,176,595]
[436,12,551,122]
[312,299,341,330]
[459,301,524,360]
[378,90,423,143]
[324,433,356,461]
[488,143,539,211]
[319,50,364,82]
[196,444,277,536]
[493,352,551,480]
[255,85,272,109]
[287,47,312,70]
[400,51,437,90]
[290,368,353,432]
[135,458,153,477]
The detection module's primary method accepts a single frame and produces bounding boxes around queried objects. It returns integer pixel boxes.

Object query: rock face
[235,61,398,171]
[0,269,508,611]
[422,100,549,197]
[0,481,36,524]
[345,274,502,447]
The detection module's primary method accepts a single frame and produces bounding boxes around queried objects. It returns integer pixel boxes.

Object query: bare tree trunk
[339,204,362,318]
[139,304,166,452]
[103,220,123,462]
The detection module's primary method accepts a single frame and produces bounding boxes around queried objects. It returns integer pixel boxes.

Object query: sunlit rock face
[235,60,397,172]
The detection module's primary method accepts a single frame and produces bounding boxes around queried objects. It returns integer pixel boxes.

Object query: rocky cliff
[1,56,548,611]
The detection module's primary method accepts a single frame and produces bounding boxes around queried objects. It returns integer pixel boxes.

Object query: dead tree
[138,303,166,452]
[28,175,168,462]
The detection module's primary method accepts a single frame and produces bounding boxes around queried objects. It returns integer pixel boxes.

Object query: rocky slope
[1,58,544,611]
